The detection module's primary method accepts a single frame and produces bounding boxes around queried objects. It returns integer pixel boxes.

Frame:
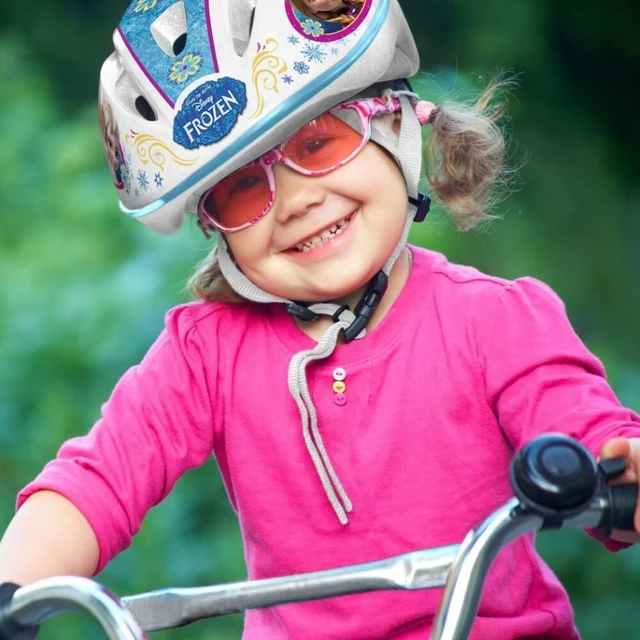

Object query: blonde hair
[188,76,513,303]
[188,253,246,304]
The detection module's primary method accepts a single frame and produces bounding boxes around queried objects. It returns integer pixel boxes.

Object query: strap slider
[286,302,319,322]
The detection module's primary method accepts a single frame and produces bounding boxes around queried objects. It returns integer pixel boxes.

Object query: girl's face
[224,140,408,303]
[302,0,346,13]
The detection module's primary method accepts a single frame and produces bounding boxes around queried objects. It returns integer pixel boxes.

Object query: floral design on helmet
[134,0,157,13]
[168,53,204,85]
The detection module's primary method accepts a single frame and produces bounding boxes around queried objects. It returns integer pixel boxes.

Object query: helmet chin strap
[217,93,428,523]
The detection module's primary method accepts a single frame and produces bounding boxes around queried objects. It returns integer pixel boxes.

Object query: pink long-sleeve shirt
[19,246,640,639]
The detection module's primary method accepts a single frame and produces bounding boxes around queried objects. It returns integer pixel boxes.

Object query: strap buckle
[341,271,388,342]
[409,192,431,223]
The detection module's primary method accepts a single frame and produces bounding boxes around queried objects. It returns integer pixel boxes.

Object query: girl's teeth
[293,215,352,251]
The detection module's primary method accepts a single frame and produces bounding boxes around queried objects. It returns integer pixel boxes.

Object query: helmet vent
[135,96,158,122]
[115,69,158,122]
[150,1,188,58]
[229,0,256,57]
[172,33,187,56]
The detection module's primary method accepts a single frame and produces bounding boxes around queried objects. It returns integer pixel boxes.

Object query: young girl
[289,0,366,26]
[1,0,639,638]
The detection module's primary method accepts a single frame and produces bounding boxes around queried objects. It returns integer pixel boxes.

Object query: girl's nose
[271,163,326,225]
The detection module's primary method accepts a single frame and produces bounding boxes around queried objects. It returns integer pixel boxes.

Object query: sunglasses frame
[196,96,404,236]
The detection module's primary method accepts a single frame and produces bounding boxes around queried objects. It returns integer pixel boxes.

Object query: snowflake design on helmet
[136,169,149,191]
[168,53,203,85]
[293,61,310,75]
[301,43,326,64]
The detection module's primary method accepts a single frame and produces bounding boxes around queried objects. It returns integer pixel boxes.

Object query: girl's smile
[289,211,354,254]
[224,140,408,304]
[281,211,357,267]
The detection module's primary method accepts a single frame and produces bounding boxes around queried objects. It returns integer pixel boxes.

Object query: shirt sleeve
[16,303,218,573]
[473,277,640,549]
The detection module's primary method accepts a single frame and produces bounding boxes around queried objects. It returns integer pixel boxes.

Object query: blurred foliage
[0,1,639,638]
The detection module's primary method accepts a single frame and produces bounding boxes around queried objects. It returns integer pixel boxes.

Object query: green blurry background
[1,0,639,638]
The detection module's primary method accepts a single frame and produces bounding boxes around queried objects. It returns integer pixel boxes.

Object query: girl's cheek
[226,226,265,264]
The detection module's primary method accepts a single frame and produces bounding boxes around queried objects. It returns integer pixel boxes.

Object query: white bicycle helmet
[98,0,420,234]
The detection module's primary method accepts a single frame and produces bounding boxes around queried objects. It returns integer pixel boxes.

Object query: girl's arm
[10,303,217,577]
[473,277,640,546]
[0,490,99,585]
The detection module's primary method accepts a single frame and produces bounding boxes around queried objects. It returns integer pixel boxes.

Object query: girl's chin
[271,278,370,306]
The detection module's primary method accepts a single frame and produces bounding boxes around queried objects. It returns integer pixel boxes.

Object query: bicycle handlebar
[0,434,637,640]
[122,543,460,631]
[0,577,146,640]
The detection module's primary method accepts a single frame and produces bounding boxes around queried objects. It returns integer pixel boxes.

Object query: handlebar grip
[0,584,38,640]
[608,483,638,531]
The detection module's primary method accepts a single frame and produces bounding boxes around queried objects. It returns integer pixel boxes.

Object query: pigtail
[425,75,516,230]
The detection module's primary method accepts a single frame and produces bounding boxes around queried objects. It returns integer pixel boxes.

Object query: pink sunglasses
[197,96,413,236]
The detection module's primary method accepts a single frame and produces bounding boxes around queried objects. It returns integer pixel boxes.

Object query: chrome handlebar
[0,494,607,640]
[1,434,636,639]
[1,577,146,640]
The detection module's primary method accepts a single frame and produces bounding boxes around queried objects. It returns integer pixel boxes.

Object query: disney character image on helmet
[99,101,129,191]
[1,1,639,639]
[286,0,369,34]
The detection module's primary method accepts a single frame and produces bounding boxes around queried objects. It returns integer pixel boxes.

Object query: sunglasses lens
[283,112,364,172]
[198,110,366,233]
[200,164,271,231]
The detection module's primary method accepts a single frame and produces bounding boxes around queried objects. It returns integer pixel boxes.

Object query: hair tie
[415,100,438,126]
